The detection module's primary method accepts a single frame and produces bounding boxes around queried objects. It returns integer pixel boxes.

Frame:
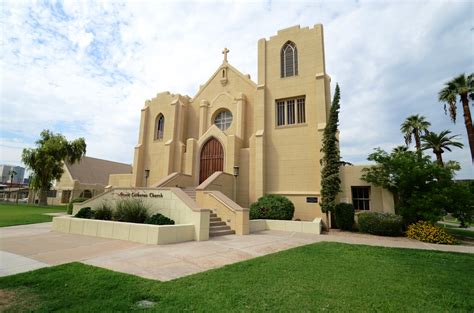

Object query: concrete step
[210,217,221,222]
[210,225,231,231]
[209,229,236,237]
[210,221,226,227]
[210,213,217,218]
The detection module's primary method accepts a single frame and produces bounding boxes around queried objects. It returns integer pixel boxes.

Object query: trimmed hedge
[75,207,94,219]
[358,212,403,236]
[145,213,175,225]
[250,194,295,220]
[67,197,88,215]
[334,203,354,230]
[113,199,149,223]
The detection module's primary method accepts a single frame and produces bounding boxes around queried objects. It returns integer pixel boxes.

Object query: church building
[108,24,395,222]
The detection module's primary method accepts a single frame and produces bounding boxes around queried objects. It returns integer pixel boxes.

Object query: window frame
[275,96,306,128]
[351,186,371,211]
[155,114,165,141]
[214,110,233,131]
[281,41,298,78]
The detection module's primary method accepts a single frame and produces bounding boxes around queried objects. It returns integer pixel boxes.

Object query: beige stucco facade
[111,24,395,223]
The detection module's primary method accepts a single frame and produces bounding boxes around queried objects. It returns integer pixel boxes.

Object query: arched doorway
[200,137,224,184]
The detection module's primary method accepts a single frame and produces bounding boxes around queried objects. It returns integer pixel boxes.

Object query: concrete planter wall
[249,218,322,235]
[72,187,210,241]
[52,216,194,245]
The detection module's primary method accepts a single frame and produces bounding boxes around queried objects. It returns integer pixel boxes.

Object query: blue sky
[0,0,473,178]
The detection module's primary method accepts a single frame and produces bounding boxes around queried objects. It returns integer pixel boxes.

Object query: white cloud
[0,0,472,178]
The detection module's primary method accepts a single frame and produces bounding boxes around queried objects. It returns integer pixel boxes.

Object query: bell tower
[254,24,332,220]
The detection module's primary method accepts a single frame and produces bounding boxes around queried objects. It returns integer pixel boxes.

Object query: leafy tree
[321,84,342,227]
[421,130,463,167]
[362,148,454,224]
[400,114,431,151]
[22,130,86,205]
[438,73,474,162]
[443,181,474,228]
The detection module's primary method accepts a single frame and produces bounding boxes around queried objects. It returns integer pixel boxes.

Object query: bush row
[74,199,174,226]
[357,212,403,236]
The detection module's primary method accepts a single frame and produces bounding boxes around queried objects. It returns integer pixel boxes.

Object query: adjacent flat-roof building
[0,165,25,185]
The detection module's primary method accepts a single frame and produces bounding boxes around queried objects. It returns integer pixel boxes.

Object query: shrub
[113,199,149,223]
[334,203,355,230]
[406,221,457,245]
[250,194,295,220]
[94,203,113,220]
[358,212,403,236]
[145,213,175,225]
[75,207,94,219]
[67,197,88,215]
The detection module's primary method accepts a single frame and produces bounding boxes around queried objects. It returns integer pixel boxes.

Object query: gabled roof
[66,156,132,185]
[191,61,257,101]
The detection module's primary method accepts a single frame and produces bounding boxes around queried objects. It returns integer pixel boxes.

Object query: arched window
[155,114,165,140]
[214,110,233,131]
[280,41,298,78]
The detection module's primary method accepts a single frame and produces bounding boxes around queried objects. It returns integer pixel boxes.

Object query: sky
[0,0,473,179]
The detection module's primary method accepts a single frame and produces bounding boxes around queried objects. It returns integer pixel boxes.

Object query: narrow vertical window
[156,114,165,140]
[280,41,298,78]
[287,99,295,125]
[276,101,285,126]
[297,98,306,123]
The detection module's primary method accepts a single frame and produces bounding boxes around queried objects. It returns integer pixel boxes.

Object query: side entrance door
[199,137,224,184]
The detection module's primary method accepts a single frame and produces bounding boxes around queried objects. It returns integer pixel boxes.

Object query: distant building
[37,156,132,205]
[0,165,25,184]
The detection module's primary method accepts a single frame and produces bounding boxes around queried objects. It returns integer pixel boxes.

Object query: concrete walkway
[1,223,473,280]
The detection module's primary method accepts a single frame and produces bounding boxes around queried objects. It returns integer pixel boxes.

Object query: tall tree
[321,84,342,228]
[22,130,86,205]
[438,73,474,162]
[362,148,455,224]
[392,145,408,154]
[421,130,463,167]
[400,114,431,151]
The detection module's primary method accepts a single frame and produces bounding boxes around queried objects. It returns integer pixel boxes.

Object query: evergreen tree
[321,84,342,228]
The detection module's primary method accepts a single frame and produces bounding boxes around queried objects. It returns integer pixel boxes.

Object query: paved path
[1,223,473,280]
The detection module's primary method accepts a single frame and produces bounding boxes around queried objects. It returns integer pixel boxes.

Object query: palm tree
[421,130,464,167]
[400,115,431,151]
[392,145,408,154]
[438,73,474,162]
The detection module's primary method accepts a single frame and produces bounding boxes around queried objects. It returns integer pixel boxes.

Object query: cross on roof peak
[222,47,229,62]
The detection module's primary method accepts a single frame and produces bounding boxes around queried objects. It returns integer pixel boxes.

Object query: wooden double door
[199,138,224,184]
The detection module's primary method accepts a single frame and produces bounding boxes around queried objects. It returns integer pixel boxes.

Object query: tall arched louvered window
[155,114,165,140]
[281,41,298,78]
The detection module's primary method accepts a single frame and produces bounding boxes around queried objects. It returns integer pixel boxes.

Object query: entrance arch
[199,137,224,183]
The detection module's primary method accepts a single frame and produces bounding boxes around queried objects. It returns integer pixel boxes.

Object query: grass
[0,202,66,227]
[440,224,474,240]
[0,242,473,312]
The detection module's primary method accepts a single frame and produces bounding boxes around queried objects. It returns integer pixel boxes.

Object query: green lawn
[0,202,66,227]
[0,243,473,312]
[442,225,474,240]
